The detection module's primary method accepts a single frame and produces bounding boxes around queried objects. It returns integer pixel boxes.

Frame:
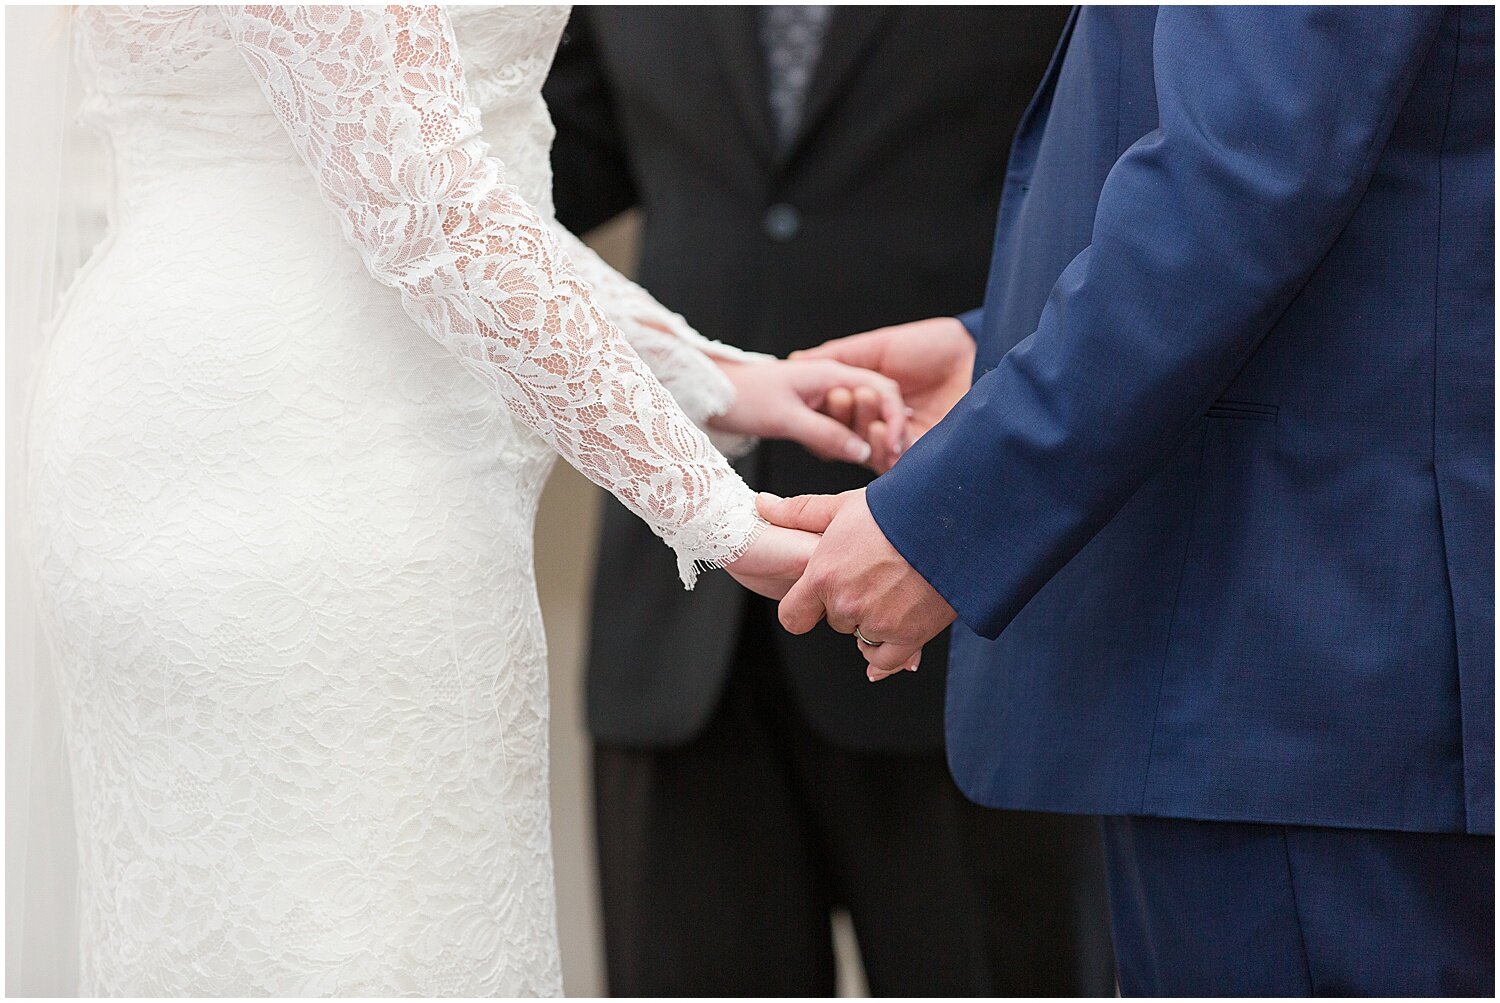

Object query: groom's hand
[795,317,975,472]
[758,489,955,680]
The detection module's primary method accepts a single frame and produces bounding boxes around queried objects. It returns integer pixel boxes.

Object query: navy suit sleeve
[867,7,1445,639]
[956,307,985,341]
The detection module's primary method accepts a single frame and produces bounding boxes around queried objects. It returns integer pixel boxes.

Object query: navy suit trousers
[1103,816,1494,996]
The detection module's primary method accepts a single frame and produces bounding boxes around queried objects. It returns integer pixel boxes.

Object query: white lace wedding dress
[24,6,765,996]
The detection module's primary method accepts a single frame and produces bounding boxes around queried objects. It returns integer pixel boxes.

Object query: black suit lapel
[711,8,775,168]
[779,6,895,166]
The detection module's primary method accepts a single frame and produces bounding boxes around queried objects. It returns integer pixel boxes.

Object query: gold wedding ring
[854,626,882,647]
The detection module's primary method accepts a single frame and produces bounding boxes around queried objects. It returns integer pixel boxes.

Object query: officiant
[546,7,1115,995]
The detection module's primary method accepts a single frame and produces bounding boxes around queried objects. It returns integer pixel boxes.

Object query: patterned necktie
[758,6,833,151]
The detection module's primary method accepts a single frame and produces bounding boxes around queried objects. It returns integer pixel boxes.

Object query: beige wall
[535,463,606,996]
[537,215,867,997]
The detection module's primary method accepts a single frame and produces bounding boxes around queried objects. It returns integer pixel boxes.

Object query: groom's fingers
[792,331,882,370]
[756,491,846,533]
[778,573,826,636]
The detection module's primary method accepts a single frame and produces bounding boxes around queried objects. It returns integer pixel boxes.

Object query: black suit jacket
[545,6,1068,751]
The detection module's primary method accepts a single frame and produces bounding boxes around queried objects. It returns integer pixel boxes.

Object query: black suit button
[763,203,801,242]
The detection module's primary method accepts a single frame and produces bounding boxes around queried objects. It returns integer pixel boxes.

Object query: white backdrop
[7,6,88,994]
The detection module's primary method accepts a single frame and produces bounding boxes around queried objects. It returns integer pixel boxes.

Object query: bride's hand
[709,358,907,470]
[725,521,821,600]
[866,646,922,681]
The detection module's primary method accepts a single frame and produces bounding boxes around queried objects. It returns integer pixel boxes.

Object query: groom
[762,6,1495,995]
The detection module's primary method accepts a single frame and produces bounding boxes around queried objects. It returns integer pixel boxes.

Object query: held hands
[793,316,975,471]
[723,523,821,601]
[709,357,907,467]
[720,317,973,672]
[724,488,956,680]
[704,316,973,475]
[756,489,955,681]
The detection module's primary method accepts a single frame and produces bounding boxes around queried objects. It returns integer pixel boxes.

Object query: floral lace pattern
[26,5,765,996]
[549,225,767,458]
[226,5,760,582]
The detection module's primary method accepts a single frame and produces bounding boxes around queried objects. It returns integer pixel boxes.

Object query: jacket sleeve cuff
[865,393,1021,642]
[956,307,985,341]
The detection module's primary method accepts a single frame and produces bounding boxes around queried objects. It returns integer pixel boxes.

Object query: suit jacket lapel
[1007,6,1082,161]
[779,6,895,166]
[711,8,775,168]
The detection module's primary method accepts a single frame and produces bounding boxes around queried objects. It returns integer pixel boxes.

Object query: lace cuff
[666,480,769,589]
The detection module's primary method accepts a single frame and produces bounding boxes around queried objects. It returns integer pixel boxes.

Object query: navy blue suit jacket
[868,6,1494,835]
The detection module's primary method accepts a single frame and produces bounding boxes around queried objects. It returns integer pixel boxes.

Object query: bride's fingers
[861,637,921,675]
[854,369,909,459]
[865,420,891,472]
[855,626,919,670]
[852,386,881,444]
[864,378,907,458]
[866,648,920,682]
[808,361,906,454]
[781,406,872,465]
[825,386,854,428]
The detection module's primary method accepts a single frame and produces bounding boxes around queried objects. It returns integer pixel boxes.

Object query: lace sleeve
[547,223,766,458]
[222,5,763,587]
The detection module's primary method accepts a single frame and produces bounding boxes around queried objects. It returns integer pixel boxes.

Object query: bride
[22,5,906,995]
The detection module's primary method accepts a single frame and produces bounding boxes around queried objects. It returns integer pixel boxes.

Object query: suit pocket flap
[1206,400,1278,422]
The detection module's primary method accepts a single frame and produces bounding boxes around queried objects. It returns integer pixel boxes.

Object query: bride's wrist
[706,358,764,431]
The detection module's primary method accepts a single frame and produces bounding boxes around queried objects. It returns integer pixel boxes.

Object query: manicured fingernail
[848,439,872,463]
[758,491,783,503]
